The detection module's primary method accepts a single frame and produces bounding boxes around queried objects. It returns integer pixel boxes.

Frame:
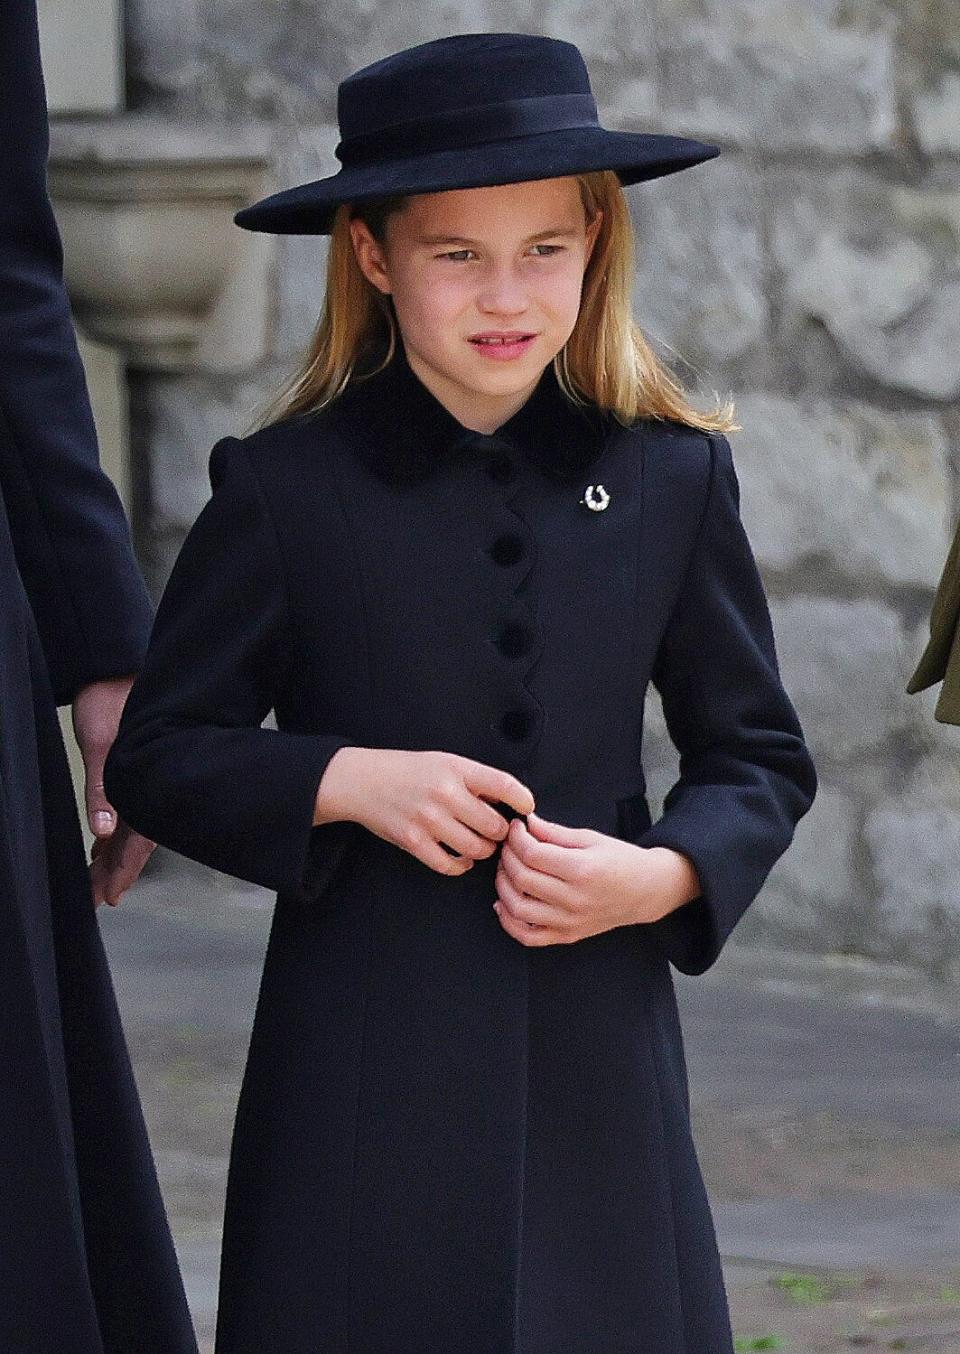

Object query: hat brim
[233,128,720,234]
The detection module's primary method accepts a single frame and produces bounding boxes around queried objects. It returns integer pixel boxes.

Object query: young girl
[105,32,818,1354]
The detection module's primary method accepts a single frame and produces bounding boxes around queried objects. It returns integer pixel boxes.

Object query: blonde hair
[249,170,740,436]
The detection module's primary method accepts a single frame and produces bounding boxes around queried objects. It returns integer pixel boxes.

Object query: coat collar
[326,337,616,484]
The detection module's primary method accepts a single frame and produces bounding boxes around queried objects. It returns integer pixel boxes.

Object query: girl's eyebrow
[415,227,581,245]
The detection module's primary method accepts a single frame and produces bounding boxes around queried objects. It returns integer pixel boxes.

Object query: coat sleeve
[631,430,818,975]
[0,0,153,705]
[905,508,960,725]
[103,436,361,900]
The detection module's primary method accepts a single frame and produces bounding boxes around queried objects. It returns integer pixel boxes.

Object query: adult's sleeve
[0,0,153,705]
[103,436,360,900]
[905,509,960,725]
[632,431,818,975]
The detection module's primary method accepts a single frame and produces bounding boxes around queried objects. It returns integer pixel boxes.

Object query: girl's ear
[349,218,393,295]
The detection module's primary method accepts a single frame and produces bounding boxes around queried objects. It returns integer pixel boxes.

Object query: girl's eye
[436,244,564,262]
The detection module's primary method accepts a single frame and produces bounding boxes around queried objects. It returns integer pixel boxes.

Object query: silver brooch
[580,483,610,512]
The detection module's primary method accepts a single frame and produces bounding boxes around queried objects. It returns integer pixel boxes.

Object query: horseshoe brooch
[579,483,610,512]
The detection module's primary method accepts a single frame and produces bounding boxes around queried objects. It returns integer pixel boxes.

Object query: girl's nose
[477,267,529,315]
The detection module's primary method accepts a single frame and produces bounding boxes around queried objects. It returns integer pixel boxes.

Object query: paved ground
[99,852,960,1353]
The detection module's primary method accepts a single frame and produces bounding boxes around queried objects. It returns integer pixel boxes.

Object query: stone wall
[122,0,960,976]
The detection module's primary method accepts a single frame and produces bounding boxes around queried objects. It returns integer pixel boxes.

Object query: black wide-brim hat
[234,32,720,235]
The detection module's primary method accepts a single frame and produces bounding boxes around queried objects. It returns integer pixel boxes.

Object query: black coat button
[496,621,531,659]
[489,533,525,566]
[500,708,533,740]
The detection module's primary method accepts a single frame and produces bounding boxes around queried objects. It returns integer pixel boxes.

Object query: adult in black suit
[0,1,197,1349]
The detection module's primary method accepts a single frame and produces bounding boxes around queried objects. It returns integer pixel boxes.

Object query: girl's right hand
[314,746,535,875]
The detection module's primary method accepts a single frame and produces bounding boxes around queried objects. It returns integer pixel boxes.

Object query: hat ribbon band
[335,92,600,167]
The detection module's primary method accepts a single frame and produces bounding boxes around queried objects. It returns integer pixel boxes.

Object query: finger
[459,792,513,844]
[91,828,128,906]
[504,817,590,886]
[101,858,131,907]
[466,764,535,818]
[428,843,478,875]
[88,856,109,908]
[493,901,563,947]
[525,810,596,848]
[117,826,156,878]
[104,829,156,904]
[84,762,117,839]
[93,841,127,907]
[403,824,476,876]
[423,802,500,860]
[498,843,575,913]
[495,864,568,928]
[104,857,146,906]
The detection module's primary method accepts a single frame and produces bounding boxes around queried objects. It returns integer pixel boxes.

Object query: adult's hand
[72,674,156,906]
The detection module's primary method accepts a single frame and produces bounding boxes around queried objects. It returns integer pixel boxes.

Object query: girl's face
[350,176,603,432]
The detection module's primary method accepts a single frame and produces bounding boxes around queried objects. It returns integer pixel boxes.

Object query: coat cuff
[630,815,726,976]
[273,735,364,904]
[55,635,150,708]
[104,727,362,903]
[905,511,960,724]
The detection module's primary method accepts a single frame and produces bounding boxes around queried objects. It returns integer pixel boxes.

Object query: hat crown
[234,31,721,234]
[336,33,595,153]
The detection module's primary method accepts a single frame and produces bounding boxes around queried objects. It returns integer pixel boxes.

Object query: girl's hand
[492,811,702,946]
[314,746,535,876]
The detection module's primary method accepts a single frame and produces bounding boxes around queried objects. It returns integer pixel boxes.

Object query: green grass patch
[770,1271,832,1305]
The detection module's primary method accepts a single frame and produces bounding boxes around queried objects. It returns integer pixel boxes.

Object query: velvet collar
[325,337,617,484]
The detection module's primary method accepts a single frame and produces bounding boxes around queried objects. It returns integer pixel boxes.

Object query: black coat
[105,337,818,1354]
[0,2,197,1349]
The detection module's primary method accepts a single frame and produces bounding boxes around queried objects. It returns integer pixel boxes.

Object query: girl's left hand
[492,811,701,946]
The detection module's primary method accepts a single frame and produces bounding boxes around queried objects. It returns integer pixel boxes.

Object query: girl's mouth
[468,334,537,360]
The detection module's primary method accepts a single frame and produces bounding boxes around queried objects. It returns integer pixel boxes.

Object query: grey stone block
[913,70,960,155]
[769,167,960,400]
[864,756,960,975]
[745,781,864,955]
[730,393,952,589]
[630,152,769,378]
[656,17,896,153]
[769,595,923,762]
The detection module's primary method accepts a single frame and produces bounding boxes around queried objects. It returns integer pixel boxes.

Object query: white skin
[73,675,156,907]
[316,176,701,945]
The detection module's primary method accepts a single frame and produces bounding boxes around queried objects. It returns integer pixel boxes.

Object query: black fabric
[339,335,613,483]
[234,33,721,235]
[105,339,817,1352]
[0,0,153,705]
[338,92,601,166]
[0,2,197,1348]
